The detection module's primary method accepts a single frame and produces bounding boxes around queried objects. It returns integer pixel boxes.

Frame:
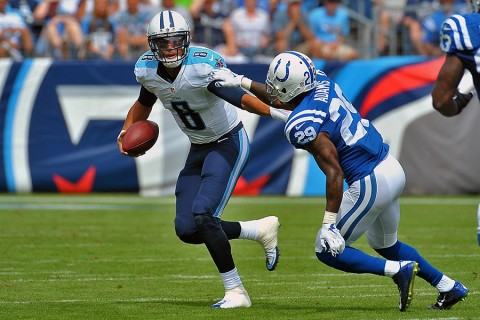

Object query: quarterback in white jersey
[432,0,480,116]
[117,10,284,309]
[134,46,241,144]
[211,51,469,311]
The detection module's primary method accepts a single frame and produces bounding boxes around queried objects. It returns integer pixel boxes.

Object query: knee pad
[194,214,221,232]
[174,217,197,238]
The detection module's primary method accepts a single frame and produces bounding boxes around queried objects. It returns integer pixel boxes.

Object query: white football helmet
[470,0,480,12]
[147,10,191,68]
[266,51,316,103]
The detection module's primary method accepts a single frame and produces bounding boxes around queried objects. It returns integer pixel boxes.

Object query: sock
[436,275,455,292]
[384,260,400,277]
[238,220,260,240]
[375,241,443,286]
[220,267,242,290]
[316,246,386,275]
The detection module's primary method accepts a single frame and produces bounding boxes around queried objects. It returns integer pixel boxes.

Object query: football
[122,120,159,157]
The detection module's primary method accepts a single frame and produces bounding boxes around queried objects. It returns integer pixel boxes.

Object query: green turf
[0,194,478,319]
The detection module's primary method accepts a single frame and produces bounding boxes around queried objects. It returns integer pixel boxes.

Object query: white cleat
[257,216,280,271]
[211,285,252,309]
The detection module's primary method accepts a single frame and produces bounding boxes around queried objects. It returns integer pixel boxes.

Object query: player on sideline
[210,51,470,311]
[432,0,480,246]
[117,10,287,309]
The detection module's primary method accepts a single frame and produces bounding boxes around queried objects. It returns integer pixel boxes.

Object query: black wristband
[453,91,473,115]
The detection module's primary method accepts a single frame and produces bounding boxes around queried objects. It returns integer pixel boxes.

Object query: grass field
[0,194,478,320]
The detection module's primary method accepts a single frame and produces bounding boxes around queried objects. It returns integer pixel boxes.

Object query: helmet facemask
[146,10,191,68]
[148,31,191,68]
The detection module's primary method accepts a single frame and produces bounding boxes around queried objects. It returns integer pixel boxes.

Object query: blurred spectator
[83,0,121,16]
[374,0,435,56]
[79,0,116,60]
[374,0,407,55]
[0,0,35,59]
[421,0,467,56]
[190,0,227,49]
[235,0,270,13]
[7,0,42,40]
[221,0,271,61]
[114,0,150,60]
[309,0,358,61]
[33,0,85,59]
[272,0,313,55]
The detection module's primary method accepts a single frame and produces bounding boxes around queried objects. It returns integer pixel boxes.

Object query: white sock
[384,260,400,277]
[220,267,242,290]
[436,275,455,292]
[238,220,260,240]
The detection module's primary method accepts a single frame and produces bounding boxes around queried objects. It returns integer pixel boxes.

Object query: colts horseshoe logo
[274,59,291,82]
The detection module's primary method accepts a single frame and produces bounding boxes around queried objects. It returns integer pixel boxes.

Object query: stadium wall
[1,57,479,195]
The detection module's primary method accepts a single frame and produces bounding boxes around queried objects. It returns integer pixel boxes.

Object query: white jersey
[134,46,240,144]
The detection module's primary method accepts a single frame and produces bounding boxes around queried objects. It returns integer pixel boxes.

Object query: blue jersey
[441,13,480,93]
[285,71,389,185]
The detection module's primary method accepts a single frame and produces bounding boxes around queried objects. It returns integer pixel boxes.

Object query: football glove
[209,68,243,88]
[315,223,345,257]
[453,89,475,115]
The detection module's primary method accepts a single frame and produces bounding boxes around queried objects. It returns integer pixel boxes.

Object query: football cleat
[211,285,252,309]
[392,260,419,312]
[429,281,469,310]
[256,216,280,271]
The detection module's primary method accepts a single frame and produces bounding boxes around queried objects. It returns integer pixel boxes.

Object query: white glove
[315,223,345,257]
[270,107,292,123]
[208,68,252,89]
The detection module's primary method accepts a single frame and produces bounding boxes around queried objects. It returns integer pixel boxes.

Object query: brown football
[122,120,159,157]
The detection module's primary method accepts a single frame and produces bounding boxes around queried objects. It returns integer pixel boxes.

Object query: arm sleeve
[207,80,246,108]
[138,85,157,107]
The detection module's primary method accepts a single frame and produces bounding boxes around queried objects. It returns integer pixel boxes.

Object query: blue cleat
[392,260,419,312]
[429,281,469,310]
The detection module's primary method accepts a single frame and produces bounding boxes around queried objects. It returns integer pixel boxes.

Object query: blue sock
[375,241,443,286]
[316,246,386,275]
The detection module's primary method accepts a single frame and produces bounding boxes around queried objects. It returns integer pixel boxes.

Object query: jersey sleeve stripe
[445,18,464,51]
[448,15,473,51]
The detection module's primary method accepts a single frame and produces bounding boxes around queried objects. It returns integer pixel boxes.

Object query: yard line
[0,290,475,305]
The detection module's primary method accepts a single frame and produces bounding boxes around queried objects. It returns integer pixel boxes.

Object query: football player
[210,51,470,311]
[432,0,480,247]
[431,0,480,116]
[117,10,288,309]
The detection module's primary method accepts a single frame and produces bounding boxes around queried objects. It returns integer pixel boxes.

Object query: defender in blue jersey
[211,51,469,311]
[432,0,480,116]
[433,0,480,248]
[117,10,287,309]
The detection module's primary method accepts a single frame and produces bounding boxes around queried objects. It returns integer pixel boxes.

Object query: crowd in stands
[0,0,470,61]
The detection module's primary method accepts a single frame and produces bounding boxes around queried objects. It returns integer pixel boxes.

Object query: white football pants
[337,153,406,249]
